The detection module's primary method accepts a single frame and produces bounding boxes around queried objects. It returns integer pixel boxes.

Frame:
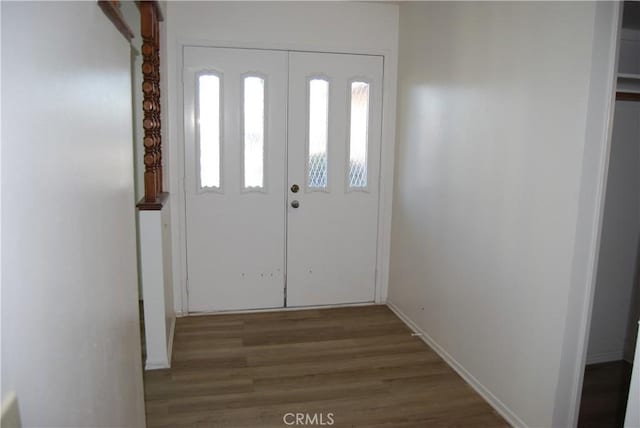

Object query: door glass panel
[243,76,265,189]
[348,81,369,189]
[198,74,221,189]
[308,78,329,189]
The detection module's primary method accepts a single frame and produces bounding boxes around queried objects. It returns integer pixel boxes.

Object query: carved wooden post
[140,1,163,203]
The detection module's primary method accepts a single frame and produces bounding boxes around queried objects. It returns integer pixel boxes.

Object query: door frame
[173,39,397,315]
[553,3,624,427]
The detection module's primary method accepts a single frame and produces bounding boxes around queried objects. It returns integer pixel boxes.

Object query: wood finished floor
[578,361,633,428]
[143,305,508,427]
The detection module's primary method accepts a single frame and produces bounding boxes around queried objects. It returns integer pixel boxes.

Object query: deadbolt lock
[291,184,300,193]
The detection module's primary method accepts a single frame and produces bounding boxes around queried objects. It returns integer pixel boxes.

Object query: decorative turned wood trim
[140,1,163,202]
[98,1,134,42]
[137,192,169,211]
[135,1,164,22]
[616,91,640,101]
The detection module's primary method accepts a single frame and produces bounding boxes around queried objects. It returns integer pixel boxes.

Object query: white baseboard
[585,350,625,365]
[386,301,525,428]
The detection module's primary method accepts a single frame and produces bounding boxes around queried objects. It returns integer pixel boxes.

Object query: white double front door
[183,47,383,312]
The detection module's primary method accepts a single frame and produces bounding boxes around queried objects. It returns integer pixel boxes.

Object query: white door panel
[184,47,287,312]
[286,52,383,306]
[183,48,383,311]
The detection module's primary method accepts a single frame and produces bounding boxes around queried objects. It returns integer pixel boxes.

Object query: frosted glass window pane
[349,81,369,188]
[243,76,265,189]
[308,79,329,188]
[198,74,220,189]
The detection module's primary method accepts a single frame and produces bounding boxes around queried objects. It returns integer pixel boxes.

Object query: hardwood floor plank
[144,377,254,401]
[578,360,633,428]
[246,339,429,367]
[143,305,507,427]
[252,360,451,391]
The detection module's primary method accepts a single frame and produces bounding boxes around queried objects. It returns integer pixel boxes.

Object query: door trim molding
[170,39,398,316]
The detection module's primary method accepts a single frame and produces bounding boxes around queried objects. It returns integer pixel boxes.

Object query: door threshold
[184,301,378,317]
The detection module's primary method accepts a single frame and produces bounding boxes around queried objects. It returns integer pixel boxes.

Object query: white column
[138,200,175,370]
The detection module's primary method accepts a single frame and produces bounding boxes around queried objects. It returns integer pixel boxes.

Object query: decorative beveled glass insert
[198,74,221,189]
[243,76,265,189]
[348,81,370,189]
[308,78,329,189]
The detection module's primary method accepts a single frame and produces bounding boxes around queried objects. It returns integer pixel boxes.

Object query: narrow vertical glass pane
[243,76,265,189]
[198,74,220,189]
[349,81,369,188]
[308,79,329,188]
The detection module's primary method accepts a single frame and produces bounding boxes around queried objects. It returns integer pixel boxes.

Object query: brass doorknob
[291,184,300,193]
[291,200,300,208]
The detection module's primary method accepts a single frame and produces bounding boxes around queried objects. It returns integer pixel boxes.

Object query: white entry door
[286,52,383,306]
[183,47,288,312]
[183,47,383,312]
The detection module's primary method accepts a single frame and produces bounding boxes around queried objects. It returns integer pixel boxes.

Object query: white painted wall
[0,0,3,412]
[164,1,399,314]
[139,205,175,369]
[389,2,618,427]
[553,4,620,426]
[120,1,145,302]
[619,29,640,75]
[587,99,640,364]
[1,2,146,426]
[0,0,3,404]
[162,204,174,342]
[587,26,640,365]
[120,1,144,204]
